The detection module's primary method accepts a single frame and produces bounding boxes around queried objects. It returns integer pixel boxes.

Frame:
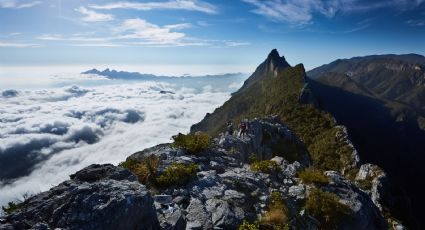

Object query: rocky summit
[0,50,409,229]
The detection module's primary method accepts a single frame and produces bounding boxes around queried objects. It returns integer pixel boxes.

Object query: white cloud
[0,0,42,9]
[164,23,193,30]
[115,18,188,44]
[0,79,243,206]
[8,32,22,36]
[71,43,125,47]
[406,19,425,26]
[36,34,64,40]
[89,0,217,14]
[36,34,109,42]
[0,41,40,47]
[36,18,248,47]
[242,0,425,26]
[224,41,251,47]
[75,6,114,22]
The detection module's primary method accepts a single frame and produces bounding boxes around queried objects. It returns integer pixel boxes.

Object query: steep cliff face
[0,50,408,229]
[307,54,425,228]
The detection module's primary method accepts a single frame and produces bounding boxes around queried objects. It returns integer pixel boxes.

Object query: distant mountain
[82,68,246,81]
[307,54,425,228]
[82,68,159,80]
[82,68,249,93]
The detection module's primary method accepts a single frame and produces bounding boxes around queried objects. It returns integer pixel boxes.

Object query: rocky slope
[0,50,407,229]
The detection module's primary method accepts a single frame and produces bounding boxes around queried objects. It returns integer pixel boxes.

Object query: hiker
[239,120,248,137]
[226,120,234,136]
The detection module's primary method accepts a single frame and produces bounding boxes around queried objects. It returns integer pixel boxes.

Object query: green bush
[261,191,290,229]
[250,160,280,174]
[356,179,373,191]
[172,133,211,155]
[239,220,260,230]
[118,155,159,185]
[118,158,139,171]
[156,163,198,188]
[304,188,351,229]
[2,201,21,215]
[298,168,329,185]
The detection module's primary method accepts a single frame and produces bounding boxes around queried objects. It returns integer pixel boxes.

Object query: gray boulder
[0,164,159,230]
[185,198,212,230]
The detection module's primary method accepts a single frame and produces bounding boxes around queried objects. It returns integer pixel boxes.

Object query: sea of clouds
[0,74,242,207]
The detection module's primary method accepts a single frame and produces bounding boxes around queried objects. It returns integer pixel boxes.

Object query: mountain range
[81,69,248,93]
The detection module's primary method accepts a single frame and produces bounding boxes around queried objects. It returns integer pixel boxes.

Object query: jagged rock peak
[235,49,291,92]
[266,48,290,69]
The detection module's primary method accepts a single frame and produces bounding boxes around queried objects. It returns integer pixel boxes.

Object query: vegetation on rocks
[238,220,260,230]
[172,132,211,155]
[298,168,329,185]
[261,191,290,229]
[2,201,21,215]
[356,179,373,191]
[119,156,198,188]
[118,155,159,185]
[250,159,280,174]
[156,163,198,188]
[304,188,352,229]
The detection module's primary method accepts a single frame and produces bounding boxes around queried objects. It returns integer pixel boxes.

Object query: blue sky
[0,0,425,71]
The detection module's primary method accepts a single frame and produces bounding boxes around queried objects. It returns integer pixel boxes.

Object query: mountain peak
[81,68,101,75]
[267,48,280,59]
[266,49,290,69]
[235,49,291,92]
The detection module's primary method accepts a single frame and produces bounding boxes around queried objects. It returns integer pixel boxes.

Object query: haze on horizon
[1,0,425,72]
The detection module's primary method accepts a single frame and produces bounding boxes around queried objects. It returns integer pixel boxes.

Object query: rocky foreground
[0,118,404,230]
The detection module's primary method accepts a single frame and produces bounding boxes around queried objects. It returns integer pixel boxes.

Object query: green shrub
[298,168,329,185]
[250,160,280,174]
[172,133,211,155]
[118,155,159,185]
[304,188,351,229]
[356,179,373,191]
[156,163,198,188]
[118,158,139,171]
[239,220,260,230]
[2,201,21,215]
[261,191,289,229]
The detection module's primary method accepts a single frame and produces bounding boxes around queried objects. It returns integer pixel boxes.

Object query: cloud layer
[0,80,235,206]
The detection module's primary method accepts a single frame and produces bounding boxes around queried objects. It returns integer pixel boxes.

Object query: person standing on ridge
[226,120,234,136]
[239,119,248,138]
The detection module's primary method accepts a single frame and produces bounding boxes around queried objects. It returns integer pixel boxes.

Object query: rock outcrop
[0,164,159,230]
